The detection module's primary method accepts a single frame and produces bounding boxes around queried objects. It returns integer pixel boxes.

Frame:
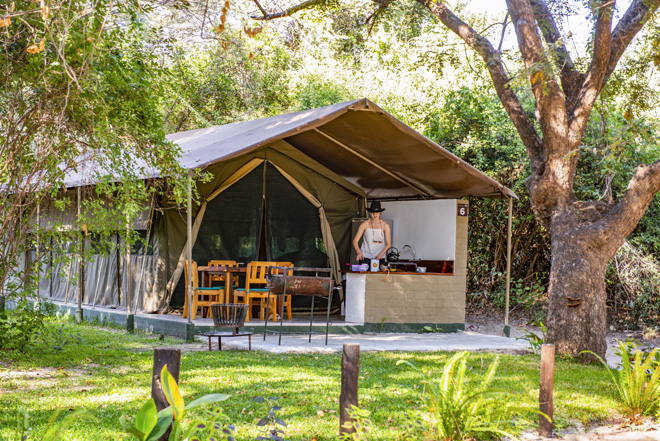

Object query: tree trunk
[546,217,608,360]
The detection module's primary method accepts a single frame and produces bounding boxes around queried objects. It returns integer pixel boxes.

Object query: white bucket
[370,259,379,272]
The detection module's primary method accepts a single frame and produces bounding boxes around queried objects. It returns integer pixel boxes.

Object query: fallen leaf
[317,410,325,417]
[0,17,11,28]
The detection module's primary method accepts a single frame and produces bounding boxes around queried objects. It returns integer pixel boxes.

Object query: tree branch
[416,0,544,172]
[529,0,584,109]
[568,0,612,137]
[589,160,660,255]
[250,0,326,20]
[505,0,568,161]
[570,0,660,136]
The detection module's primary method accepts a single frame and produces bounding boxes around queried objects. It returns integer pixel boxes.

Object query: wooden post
[152,348,181,410]
[339,343,360,436]
[151,348,181,441]
[539,344,555,437]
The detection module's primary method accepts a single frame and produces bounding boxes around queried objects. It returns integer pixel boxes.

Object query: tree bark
[546,218,608,360]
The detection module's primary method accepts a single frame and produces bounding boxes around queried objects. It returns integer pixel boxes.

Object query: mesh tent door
[170,167,264,306]
[264,164,326,268]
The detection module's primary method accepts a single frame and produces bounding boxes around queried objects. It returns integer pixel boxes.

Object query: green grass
[0,316,620,440]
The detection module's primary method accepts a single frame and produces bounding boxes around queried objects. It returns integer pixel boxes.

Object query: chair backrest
[184,260,200,291]
[273,262,294,276]
[246,261,278,290]
[208,260,238,283]
[208,260,237,267]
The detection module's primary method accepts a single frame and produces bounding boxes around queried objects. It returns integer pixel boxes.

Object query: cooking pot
[386,247,400,262]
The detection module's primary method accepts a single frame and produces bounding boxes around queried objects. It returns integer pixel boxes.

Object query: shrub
[397,351,519,440]
[0,299,55,352]
[584,340,660,421]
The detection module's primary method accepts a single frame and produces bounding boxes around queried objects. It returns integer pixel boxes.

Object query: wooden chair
[182,260,224,321]
[233,261,278,322]
[272,262,294,321]
[207,260,238,289]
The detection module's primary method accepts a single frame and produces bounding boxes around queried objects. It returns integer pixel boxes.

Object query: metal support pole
[76,187,83,324]
[185,173,194,341]
[126,213,134,332]
[504,197,513,337]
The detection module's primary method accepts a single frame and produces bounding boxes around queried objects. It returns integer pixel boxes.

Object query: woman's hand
[356,251,364,261]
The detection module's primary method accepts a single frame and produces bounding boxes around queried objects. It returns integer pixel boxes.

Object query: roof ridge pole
[503,197,513,338]
[312,128,432,197]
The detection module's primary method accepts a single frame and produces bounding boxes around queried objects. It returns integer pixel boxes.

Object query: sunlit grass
[0,317,620,440]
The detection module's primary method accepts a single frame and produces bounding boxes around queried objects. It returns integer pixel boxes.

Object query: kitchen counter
[343,270,465,327]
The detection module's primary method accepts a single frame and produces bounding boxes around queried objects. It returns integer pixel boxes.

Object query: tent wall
[163,142,365,308]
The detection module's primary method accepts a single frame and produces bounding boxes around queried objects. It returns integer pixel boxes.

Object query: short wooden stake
[152,348,181,441]
[339,343,360,437]
[539,344,555,438]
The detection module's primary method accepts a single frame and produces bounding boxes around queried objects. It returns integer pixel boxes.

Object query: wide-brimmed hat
[367,200,385,213]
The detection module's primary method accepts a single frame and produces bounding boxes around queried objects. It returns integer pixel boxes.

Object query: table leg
[218,336,222,351]
[225,270,234,303]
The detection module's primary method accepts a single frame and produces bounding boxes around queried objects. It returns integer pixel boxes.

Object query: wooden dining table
[197,265,247,303]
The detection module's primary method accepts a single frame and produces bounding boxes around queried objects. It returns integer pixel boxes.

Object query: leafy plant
[397,351,519,440]
[583,340,660,421]
[0,300,55,352]
[253,396,287,441]
[516,322,547,355]
[120,365,232,441]
[0,408,90,441]
[339,405,372,441]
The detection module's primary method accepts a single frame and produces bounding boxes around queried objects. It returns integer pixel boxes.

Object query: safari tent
[35,98,514,314]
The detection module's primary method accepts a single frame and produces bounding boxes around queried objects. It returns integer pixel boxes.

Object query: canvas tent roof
[166,98,515,200]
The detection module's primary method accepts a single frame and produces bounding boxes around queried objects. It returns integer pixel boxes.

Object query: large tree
[250,0,660,359]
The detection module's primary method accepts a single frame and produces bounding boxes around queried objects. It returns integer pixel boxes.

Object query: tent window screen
[193,166,263,265]
[264,164,326,268]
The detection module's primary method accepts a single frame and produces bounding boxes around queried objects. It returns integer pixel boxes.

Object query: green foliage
[0,300,55,352]
[120,365,232,441]
[583,341,660,421]
[252,396,287,441]
[0,408,90,441]
[397,351,519,440]
[339,405,372,441]
[295,76,354,111]
[516,322,547,355]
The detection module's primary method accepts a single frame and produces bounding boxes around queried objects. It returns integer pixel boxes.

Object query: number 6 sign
[457,203,468,217]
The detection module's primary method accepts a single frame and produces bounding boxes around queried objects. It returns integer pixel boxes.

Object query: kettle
[386,247,400,262]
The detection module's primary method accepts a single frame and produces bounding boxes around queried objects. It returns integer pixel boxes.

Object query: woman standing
[353,200,391,264]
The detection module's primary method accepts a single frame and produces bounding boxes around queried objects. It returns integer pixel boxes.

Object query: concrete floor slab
[201,330,532,353]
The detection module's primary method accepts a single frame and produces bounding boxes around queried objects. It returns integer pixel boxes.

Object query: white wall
[381,200,456,260]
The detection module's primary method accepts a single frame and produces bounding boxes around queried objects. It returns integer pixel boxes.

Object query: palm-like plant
[398,351,517,440]
[585,341,660,421]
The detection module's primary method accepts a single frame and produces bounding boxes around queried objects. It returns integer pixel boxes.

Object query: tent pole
[75,187,83,324]
[132,191,156,313]
[185,173,194,341]
[125,213,134,332]
[503,197,513,337]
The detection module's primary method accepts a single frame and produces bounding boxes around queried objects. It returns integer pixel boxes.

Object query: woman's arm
[352,221,368,261]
